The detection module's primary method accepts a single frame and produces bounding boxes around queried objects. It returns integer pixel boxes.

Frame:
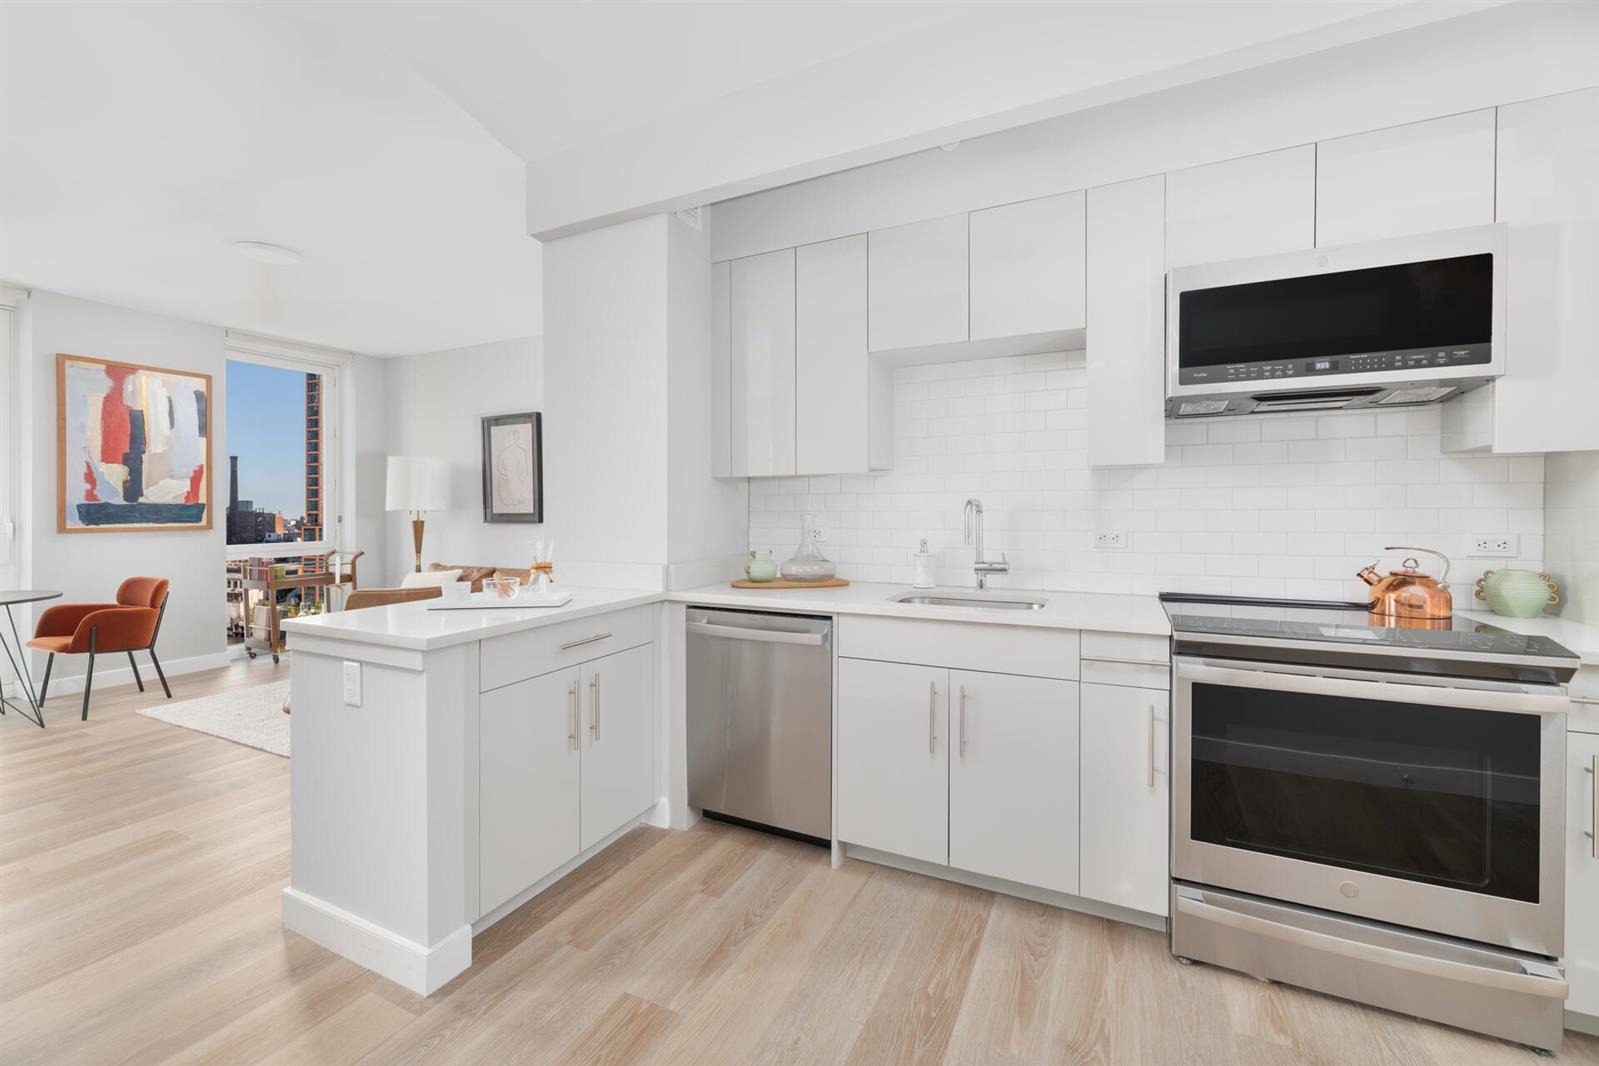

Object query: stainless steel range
[1161,593,1580,1052]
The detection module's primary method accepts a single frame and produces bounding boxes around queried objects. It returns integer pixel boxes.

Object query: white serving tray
[426,590,574,610]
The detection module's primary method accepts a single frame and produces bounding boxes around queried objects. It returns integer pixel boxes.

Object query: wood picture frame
[481,412,543,523]
[57,353,214,533]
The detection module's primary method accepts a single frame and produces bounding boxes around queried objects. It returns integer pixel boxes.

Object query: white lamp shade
[385,456,449,512]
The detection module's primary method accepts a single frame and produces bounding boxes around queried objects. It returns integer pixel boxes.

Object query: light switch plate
[342,661,362,706]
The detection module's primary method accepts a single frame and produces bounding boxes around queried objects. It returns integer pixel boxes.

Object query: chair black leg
[39,654,54,705]
[81,630,97,722]
[149,647,171,699]
[127,651,145,692]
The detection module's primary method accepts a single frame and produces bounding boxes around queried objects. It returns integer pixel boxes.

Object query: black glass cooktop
[1159,593,1579,681]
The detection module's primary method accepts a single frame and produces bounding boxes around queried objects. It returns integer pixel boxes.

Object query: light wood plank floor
[3,661,1597,1066]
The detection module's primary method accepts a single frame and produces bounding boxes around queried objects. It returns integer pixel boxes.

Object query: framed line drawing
[57,353,213,533]
[481,411,543,523]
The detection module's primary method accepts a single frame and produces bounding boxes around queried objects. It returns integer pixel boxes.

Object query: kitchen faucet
[963,498,1009,590]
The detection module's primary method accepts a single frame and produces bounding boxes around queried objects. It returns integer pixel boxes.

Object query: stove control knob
[1339,881,1359,899]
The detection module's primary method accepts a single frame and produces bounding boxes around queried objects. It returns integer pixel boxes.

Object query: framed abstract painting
[56,353,213,532]
[481,412,543,523]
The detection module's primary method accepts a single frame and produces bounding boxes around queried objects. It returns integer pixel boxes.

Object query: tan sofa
[427,562,532,593]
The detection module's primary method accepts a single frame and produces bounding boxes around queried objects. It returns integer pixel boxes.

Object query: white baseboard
[841,842,1169,934]
[1569,1009,1599,1037]
[281,887,471,996]
[35,651,233,699]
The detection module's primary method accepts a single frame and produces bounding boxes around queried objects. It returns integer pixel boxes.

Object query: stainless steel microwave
[1166,224,1506,417]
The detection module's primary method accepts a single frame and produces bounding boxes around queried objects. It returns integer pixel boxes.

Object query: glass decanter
[780,514,835,582]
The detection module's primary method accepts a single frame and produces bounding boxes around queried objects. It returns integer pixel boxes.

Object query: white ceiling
[1,1,541,356]
[1,1,1495,355]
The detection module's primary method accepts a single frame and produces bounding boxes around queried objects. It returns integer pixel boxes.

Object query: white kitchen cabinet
[1166,146,1315,267]
[1567,729,1599,1021]
[1486,88,1599,455]
[730,247,796,477]
[837,657,949,865]
[578,642,654,851]
[1079,683,1170,916]
[969,192,1086,340]
[796,235,891,475]
[948,670,1078,893]
[479,668,581,915]
[711,260,731,478]
[1086,175,1166,467]
[1315,109,1496,246]
[868,214,968,352]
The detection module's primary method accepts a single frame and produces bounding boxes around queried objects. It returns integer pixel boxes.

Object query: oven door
[1172,657,1567,956]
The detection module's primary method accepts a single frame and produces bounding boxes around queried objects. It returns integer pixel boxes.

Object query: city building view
[223,361,330,645]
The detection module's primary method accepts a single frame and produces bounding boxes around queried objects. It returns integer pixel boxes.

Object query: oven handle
[1174,894,1568,999]
[1176,661,1569,717]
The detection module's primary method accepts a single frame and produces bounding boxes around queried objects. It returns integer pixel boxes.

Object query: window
[224,358,333,549]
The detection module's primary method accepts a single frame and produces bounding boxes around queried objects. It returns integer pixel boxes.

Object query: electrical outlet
[1469,535,1517,557]
[342,661,362,707]
[1095,529,1127,550]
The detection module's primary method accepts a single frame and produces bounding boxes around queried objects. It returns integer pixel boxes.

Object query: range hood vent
[1249,388,1382,412]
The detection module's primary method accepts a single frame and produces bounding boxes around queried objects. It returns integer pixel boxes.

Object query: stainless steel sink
[889,590,1048,611]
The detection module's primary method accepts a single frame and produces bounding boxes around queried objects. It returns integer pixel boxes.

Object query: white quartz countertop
[667,581,1171,636]
[280,580,1171,652]
[1458,609,1599,667]
[279,586,665,652]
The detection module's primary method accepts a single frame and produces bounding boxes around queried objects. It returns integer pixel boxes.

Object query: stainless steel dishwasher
[686,607,832,844]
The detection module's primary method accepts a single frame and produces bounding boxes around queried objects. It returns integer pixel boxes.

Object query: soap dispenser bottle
[912,538,937,589]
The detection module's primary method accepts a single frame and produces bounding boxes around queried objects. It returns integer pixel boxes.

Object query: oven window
[1189,682,1540,902]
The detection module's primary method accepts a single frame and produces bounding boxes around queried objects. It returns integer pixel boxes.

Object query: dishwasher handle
[687,621,827,646]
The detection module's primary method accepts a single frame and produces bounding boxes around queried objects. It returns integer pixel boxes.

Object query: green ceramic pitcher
[745,549,778,583]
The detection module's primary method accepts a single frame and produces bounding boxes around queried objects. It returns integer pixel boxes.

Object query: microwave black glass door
[1178,253,1493,369]
[1188,680,1539,902]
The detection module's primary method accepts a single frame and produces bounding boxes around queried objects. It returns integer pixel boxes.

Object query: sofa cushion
[431,563,497,592]
[402,569,462,589]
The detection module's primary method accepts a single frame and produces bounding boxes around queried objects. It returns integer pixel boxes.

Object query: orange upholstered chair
[28,577,172,721]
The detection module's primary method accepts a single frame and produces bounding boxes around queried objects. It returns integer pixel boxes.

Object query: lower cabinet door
[580,643,655,851]
[837,658,948,865]
[1566,730,1599,1018]
[948,670,1079,893]
[479,668,581,915]
[1079,682,1169,915]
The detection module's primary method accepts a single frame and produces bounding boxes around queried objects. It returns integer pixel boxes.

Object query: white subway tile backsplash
[747,353,1546,599]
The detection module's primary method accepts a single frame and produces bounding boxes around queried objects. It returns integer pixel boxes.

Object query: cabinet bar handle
[1586,758,1596,859]
[561,632,612,651]
[1081,655,1169,668]
[928,681,936,755]
[959,685,968,759]
[1147,703,1156,789]
[1570,696,1599,706]
[589,674,600,740]
[568,680,579,750]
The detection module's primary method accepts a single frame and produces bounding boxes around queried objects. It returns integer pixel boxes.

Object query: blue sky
[224,360,308,517]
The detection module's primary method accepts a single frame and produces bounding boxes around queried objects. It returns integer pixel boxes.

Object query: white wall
[380,337,542,583]
[1545,451,1599,626]
[665,214,747,580]
[749,351,1547,603]
[346,352,390,585]
[710,0,1599,261]
[20,290,230,684]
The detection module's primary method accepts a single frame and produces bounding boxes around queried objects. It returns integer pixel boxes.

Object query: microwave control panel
[1177,343,1491,385]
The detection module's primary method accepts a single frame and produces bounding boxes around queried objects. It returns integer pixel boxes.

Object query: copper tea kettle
[1358,547,1453,621]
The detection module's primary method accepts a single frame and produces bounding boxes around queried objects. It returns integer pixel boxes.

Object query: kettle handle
[1385,546,1451,586]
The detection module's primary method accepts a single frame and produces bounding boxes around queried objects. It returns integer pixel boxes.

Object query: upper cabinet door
[1315,110,1496,246]
[1492,88,1599,454]
[1086,175,1166,468]
[796,235,871,476]
[969,192,1086,340]
[711,260,731,478]
[1166,146,1315,268]
[730,248,797,477]
[869,214,968,352]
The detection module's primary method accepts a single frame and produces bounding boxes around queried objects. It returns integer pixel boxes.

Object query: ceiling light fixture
[230,240,302,266]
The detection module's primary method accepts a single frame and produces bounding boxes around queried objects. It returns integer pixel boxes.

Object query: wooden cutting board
[730,577,850,590]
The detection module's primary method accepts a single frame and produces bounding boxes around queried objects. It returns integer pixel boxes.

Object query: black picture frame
[480,412,544,523]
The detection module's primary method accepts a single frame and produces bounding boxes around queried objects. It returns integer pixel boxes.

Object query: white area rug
[137,679,290,757]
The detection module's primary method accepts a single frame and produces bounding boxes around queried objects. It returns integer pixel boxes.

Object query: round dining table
[0,590,63,728]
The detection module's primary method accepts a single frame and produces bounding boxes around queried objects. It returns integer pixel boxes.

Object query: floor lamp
[386,456,448,573]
